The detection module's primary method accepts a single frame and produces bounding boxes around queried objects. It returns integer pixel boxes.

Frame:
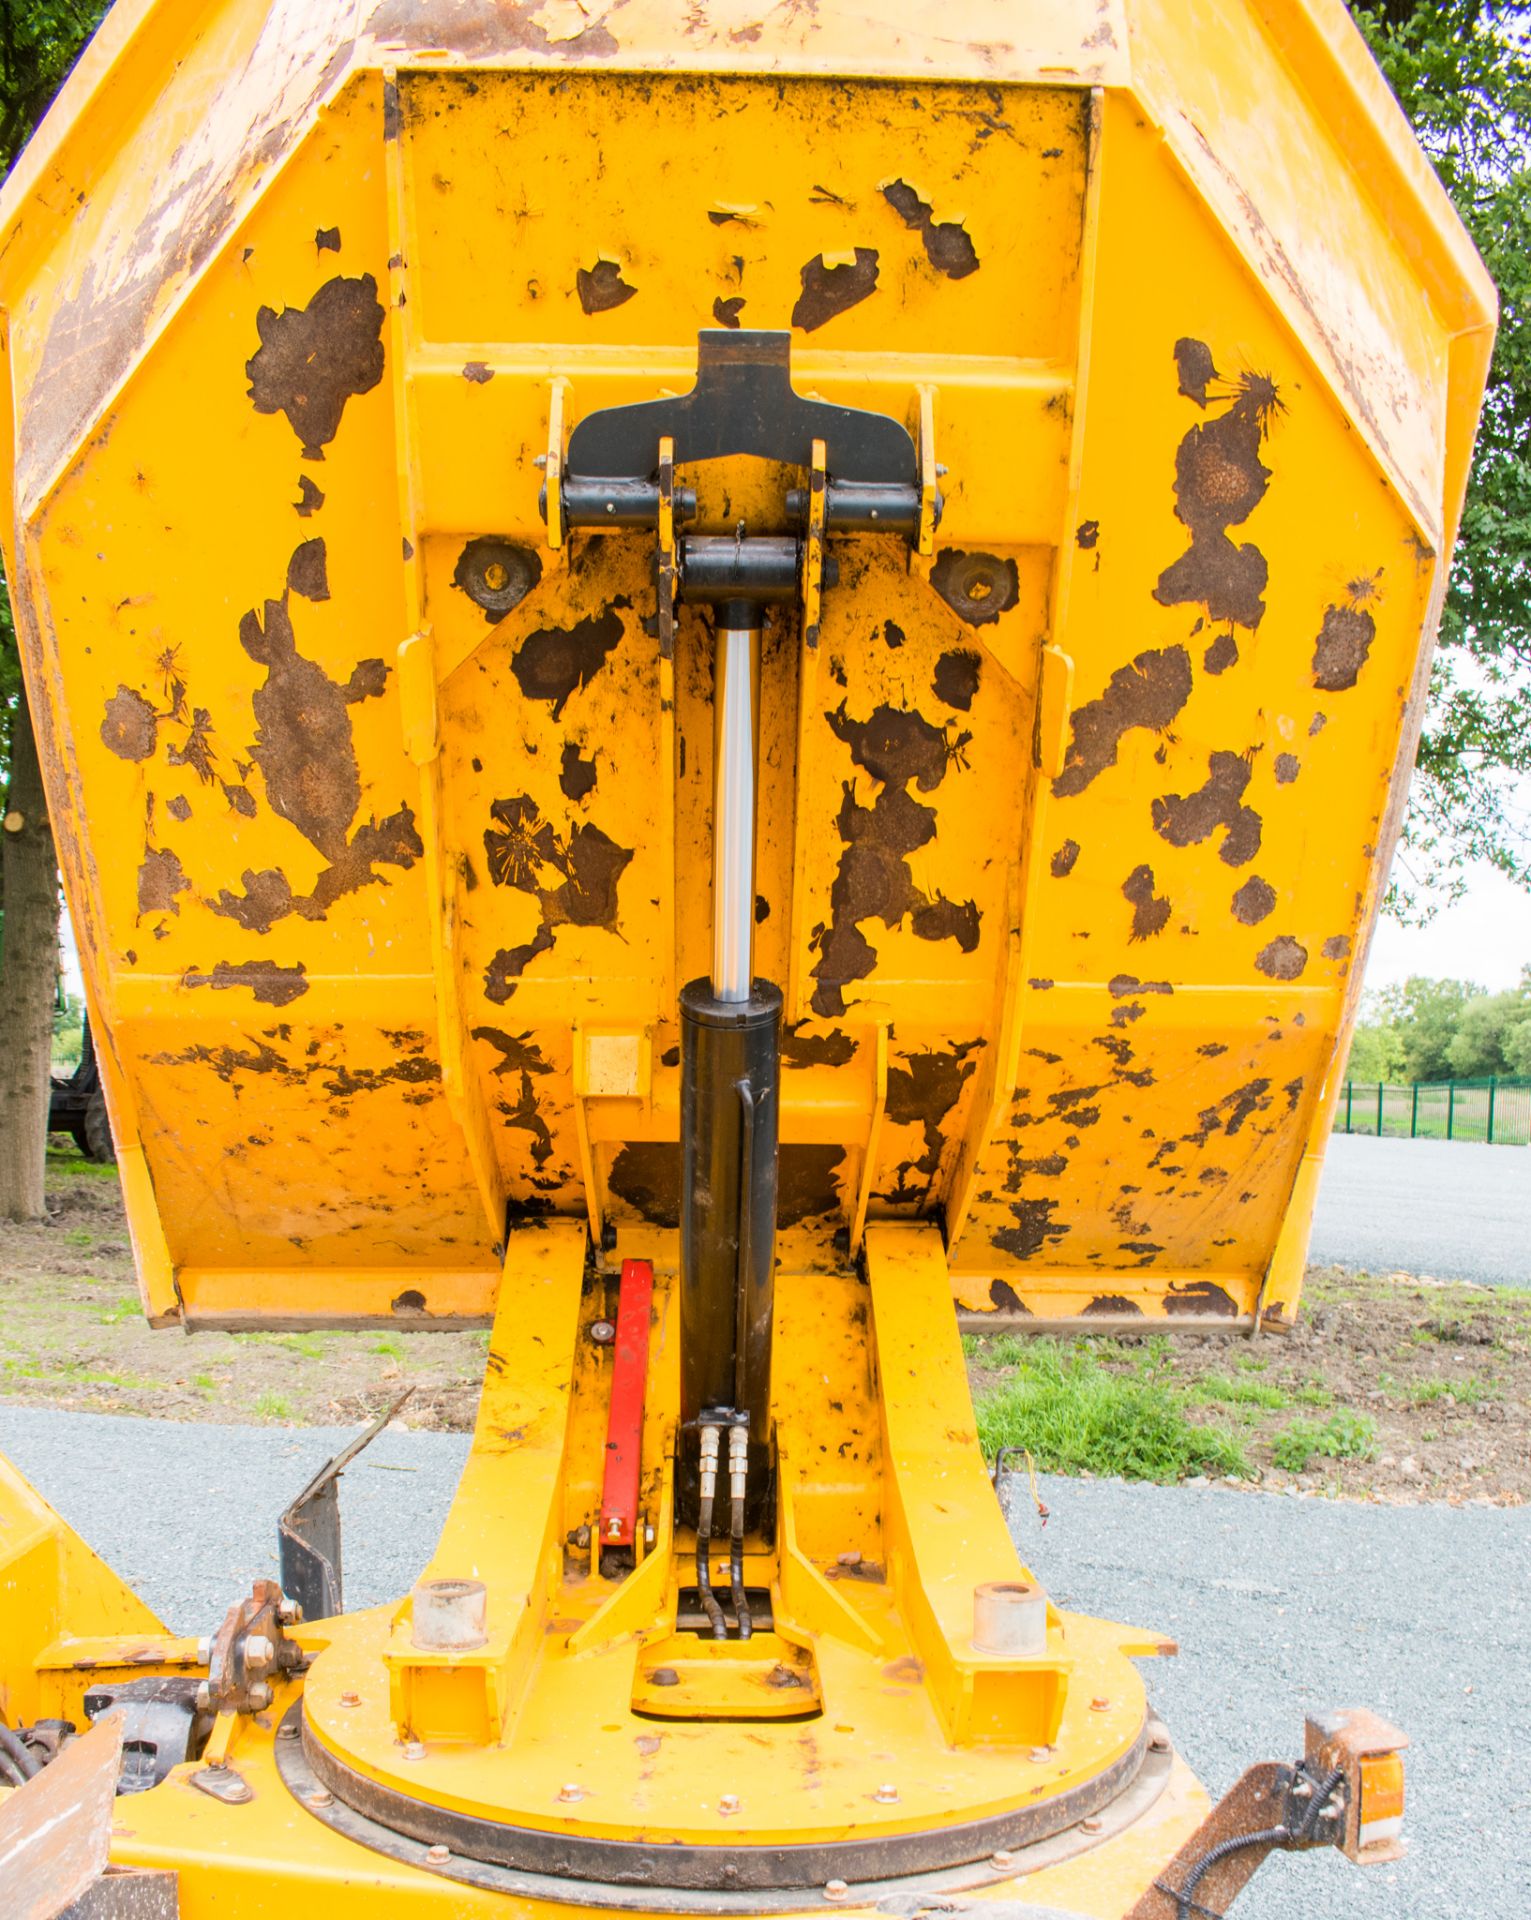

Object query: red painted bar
[598,1258,654,1549]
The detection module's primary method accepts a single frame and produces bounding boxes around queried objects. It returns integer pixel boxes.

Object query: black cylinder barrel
[678,975,781,1530]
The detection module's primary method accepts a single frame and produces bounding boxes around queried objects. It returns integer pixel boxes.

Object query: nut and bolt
[1081,1816,1103,1835]
[557,1783,585,1803]
[573,1524,592,1550]
[1149,1732,1171,1754]
[1028,1746,1053,1764]
[823,1881,850,1903]
[244,1635,275,1669]
[309,1788,333,1810]
[247,1682,273,1712]
[990,1851,1016,1871]
[196,1636,213,1664]
[194,1682,212,1712]
[339,1691,362,1709]
[589,1319,617,1345]
[719,1795,741,1816]
[276,1598,302,1625]
[606,1517,623,1540]
[425,1844,451,1864]
[401,1741,427,1761]
[278,1722,300,1740]
[1089,1697,1111,1713]
[873,1784,899,1804]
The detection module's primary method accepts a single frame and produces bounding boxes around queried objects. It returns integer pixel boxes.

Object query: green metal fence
[1335,1077,1531,1145]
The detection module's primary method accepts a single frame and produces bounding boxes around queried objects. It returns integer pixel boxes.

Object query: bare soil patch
[4,1154,1527,1503]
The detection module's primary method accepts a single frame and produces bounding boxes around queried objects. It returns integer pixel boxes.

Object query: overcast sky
[1367,859,1531,993]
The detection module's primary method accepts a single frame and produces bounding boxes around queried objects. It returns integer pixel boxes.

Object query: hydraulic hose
[730,1498,751,1640]
[0,1718,41,1781]
[728,1421,751,1639]
[696,1490,728,1639]
[1169,1765,1346,1920]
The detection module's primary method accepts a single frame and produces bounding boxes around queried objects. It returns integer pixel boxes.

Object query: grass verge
[970,1339,1251,1484]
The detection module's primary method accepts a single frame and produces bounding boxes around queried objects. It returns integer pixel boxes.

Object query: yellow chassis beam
[1,1225,1223,1916]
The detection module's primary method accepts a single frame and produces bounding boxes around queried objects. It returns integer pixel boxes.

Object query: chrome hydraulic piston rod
[712,616,757,1004]
[678,602,782,1536]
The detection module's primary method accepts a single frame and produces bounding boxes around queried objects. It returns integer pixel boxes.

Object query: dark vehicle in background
[49,1016,114,1163]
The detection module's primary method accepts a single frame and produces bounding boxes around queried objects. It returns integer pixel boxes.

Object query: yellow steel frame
[0,7,1494,1341]
[0,1,1486,1912]
[1,1224,1205,1915]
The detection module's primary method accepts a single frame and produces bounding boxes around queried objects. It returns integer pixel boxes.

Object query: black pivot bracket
[542,331,937,647]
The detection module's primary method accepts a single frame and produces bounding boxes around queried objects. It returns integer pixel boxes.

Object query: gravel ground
[1310,1134,1531,1288]
[1,1406,1526,1917]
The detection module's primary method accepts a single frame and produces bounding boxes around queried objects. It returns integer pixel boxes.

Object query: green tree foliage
[1343,1014,1407,1084]
[1347,967,1531,1080]
[1350,2,1531,905]
[1384,975,1487,1080]
[1506,1008,1531,1073]
[1445,968,1531,1075]
[0,2,104,171]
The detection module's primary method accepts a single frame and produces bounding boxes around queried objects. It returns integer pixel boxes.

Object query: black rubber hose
[1172,1768,1346,1920]
[0,1719,41,1781]
[696,1491,728,1639]
[730,1493,752,1641]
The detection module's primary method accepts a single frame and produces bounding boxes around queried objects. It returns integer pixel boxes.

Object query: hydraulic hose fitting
[696,1424,727,1639]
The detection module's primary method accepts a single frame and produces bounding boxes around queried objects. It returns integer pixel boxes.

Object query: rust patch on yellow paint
[992,1195,1067,1260]
[513,610,624,718]
[137,843,189,917]
[1230,875,1276,925]
[1151,751,1261,866]
[1121,864,1170,942]
[1164,1280,1236,1316]
[1051,839,1080,878]
[1155,343,1278,629]
[576,260,637,314]
[812,703,978,1017]
[483,795,633,1001]
[101,687,158,761]
[1052,647,1192,798]
[932,648,982,711]
[1255,934,1308,980]
[183,959,308,1006]
[1312,603,1376,691]
[286,537,330,602]
[781,1024,857,1068]
[792,248,879,331]
[558,742,598,800]
[246,275,386,460]
[880,179,980,279]
[1082,1293,1140,1316]
[1202,628,1238,675]
[880,1041,982,1204]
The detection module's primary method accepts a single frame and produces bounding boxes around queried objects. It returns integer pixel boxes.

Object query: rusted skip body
[0,0,1491,1336]
[0,4,1487,1915]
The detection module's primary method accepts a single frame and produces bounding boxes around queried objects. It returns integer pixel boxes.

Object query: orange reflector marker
[1357,1749,1406,1855]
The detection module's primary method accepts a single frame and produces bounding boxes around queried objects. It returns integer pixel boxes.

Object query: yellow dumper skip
[0,2,1489,1915]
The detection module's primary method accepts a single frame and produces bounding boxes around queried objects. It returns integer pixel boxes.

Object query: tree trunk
[0,681,59,1220]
